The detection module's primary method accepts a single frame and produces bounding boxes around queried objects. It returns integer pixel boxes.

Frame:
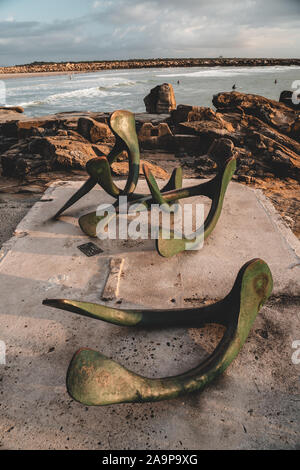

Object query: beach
[1,65,300,117]
[0,71,84,80]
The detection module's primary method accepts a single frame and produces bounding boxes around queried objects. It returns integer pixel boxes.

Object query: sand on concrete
[0,194,41,248]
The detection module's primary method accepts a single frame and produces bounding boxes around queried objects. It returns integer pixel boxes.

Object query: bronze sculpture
[43,258,273,405]
[45,110,273,406]
[53,110,236,258]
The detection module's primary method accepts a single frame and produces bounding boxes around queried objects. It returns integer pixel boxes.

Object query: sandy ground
[0,194,41,248]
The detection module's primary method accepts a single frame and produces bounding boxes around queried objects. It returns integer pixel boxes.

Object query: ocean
[2,65,300,117]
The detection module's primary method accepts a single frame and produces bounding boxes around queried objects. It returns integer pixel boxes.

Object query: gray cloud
[0,0,299,66]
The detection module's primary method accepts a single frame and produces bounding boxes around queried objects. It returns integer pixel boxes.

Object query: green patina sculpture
[53,110,236,257]
[47,110,270,405]
[43,258,273,406]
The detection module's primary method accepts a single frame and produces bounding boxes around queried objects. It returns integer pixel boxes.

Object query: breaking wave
[157,65,300,78]
[20,86,130,107]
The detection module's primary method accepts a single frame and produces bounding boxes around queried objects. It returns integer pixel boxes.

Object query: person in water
[232,84,236,90]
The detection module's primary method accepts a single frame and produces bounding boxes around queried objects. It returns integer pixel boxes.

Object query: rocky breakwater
[1,58,300,75]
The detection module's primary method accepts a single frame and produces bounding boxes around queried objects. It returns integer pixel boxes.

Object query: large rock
[213,91,300,139]
[0,107,25,126]
[170,96,300,182]
[138,122,174,150]
[0,106,24,115]
[144,83,176,114]
[170,105,233,126]
[1,136,104,177]
[77,117,113,143]
[1,96,299,184]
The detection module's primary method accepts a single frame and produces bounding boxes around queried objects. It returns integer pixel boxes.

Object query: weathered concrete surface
[0,194,41,249]
[0,179,299,450]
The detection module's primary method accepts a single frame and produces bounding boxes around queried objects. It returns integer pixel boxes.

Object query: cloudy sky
[0,0,299,66]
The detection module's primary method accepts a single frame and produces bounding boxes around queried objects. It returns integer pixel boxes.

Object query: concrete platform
[0,179,299,450]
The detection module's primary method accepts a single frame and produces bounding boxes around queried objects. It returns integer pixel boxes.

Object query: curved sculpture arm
[78,157,236,241]
[78,200,120,239]
[43,259,273,406]
[109,110,140,196]
[157,157,236,257]
[86,157,121,198]
[53,177,97,220]
[143,164,170,208]
[53,110,140,218]
[126,166,183,203]
[162,167,183,193]
[143,164,183,210]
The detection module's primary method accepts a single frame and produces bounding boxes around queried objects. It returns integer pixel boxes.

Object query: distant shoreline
[0,57,300,79]
[0,71,83,80]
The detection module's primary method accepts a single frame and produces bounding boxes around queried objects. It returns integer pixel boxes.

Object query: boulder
[77,117,113,143]
[213,91,299,139]
[170,105,232,126]
[0,106,24,114]
[1,96,299,184]
[173,108,235,155]
[144,83,176,114]
[138,122,174,150]
[36,136,102,168]
[171,98,300,181]
[1,136,105,177]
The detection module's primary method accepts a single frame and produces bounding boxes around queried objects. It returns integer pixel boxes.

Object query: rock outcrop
[213,91,300,138]
[0,106,25,122]
[0,90,299,236]
[77,117,114,143]
[144,83,176,114]
[1,91,300,183]
[0,111,170,178]
[0,106,24,114]
[138,122,173,149]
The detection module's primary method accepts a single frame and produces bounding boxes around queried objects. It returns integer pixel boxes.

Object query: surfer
[232,84,236,90]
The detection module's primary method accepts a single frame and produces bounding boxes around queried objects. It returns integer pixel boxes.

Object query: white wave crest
[19,86,130,107]
[157,65,300,78]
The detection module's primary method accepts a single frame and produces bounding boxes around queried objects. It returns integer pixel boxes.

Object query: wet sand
[0,71,83,80]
